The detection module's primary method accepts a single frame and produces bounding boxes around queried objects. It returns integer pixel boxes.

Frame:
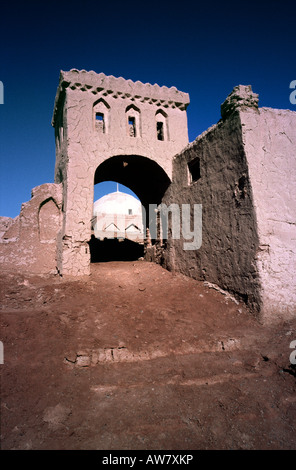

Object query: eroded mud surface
[1,261,295,450]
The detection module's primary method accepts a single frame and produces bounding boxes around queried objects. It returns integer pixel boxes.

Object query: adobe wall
[52,70,190,276]
[158,86,296,322]
[240,106,296,321]
[0,183,62,274]
[0,217,15,239]
[160,94,262,315]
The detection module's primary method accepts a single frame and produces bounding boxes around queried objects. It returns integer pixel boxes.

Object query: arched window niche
[155,109,169,141]
[93,98,110,134]
[126,104,141,138]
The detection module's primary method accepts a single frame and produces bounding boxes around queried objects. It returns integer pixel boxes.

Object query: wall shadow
[88,235,144,262]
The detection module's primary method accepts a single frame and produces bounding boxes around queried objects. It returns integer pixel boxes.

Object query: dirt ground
[0,260,295,450]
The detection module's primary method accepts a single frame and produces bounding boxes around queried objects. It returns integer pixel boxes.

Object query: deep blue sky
[0,0,295,218]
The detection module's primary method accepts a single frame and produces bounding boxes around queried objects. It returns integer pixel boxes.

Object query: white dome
[93,191,142,216]
[92,190,144,241]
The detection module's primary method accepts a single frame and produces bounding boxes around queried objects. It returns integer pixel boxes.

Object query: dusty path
[0,260,295,450]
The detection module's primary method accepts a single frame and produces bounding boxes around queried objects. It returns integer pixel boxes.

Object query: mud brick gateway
[0,69,295,323]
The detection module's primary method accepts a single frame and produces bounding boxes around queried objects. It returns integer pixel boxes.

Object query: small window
[126,104,141,138]
[157,121,164,141]
[188,157,201,183]
[155,109,168,141]
[95,112,105,133]
[93,98,110,134]
[128,116,136,137]
[128,209,132,215]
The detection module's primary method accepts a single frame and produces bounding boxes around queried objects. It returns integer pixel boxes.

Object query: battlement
[52,69,190,126]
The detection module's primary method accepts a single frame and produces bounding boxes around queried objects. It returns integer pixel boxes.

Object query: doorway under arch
[90,155,171,262]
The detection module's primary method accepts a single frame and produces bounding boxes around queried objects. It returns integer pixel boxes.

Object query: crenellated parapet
[52,69,190,126]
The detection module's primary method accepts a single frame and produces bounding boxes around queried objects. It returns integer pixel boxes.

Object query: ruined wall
[0,183,62,274]
[240,107,296,321]
[159,86,296,322]
[52,70,189,275]
[0,217,15,239]
[160,99,262,314]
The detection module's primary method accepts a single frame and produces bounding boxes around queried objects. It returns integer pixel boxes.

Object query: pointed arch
[125,104,141,137]
[155,109,169,141]
[38,197,61,242]
[93,98,110,134]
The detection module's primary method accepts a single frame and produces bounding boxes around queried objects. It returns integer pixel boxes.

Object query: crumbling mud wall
[158,86,296,322]
[159,87,262,315]
[0,183,62,274]
[240,106,296,322]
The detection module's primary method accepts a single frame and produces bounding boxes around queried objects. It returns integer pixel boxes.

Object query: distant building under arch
[92,190,144,242]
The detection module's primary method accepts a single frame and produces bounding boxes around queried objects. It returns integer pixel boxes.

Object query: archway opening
[90,155,171,262]
[90,181,145,262]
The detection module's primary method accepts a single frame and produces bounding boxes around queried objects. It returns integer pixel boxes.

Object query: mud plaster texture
[1,261,296,450]
[0,184,62,274]
[240,107,296,322]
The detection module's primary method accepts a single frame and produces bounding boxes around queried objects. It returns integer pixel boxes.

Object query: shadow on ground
[88,236,144,262]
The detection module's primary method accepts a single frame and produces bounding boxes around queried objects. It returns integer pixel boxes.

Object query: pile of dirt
[0,260,295,450]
